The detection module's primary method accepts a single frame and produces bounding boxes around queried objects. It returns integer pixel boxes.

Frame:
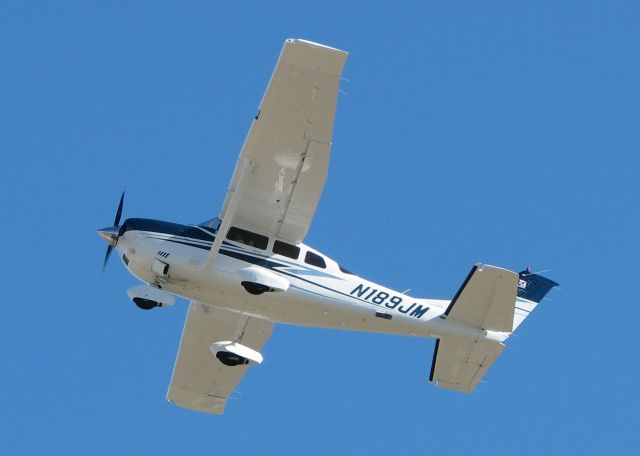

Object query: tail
[513,267,559,331]
[429,264,558,392]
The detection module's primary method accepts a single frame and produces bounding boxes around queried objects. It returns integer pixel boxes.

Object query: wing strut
[204,157,251,269]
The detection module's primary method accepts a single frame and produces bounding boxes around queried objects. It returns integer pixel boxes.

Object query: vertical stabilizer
[513,268,559,331]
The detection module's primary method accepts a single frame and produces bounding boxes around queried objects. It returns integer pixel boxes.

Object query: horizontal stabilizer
[429,336,504,392]
[445,264,518,332]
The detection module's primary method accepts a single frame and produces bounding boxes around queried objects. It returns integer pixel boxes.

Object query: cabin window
[305,251,326,269]
[273,240,300,260]
[227,227,268,250]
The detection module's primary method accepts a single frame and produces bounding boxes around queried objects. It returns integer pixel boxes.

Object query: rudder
[513,268,559,331]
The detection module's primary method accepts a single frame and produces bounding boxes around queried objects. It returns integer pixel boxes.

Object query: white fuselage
[115,220,508,343]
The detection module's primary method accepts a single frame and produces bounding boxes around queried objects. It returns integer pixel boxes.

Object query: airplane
[98,39,558,415]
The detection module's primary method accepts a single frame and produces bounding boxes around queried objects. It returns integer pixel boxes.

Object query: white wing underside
[168,40,347,414]
[167,302,273,415]
[220,39,348,244]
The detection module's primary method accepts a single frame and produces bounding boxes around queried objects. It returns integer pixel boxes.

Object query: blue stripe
[139,229,342,280]
[124,219,371,305]
[152,236,371,306]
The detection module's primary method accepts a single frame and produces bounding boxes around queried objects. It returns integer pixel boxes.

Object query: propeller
[98,191,125,272]
[114,191,125,226]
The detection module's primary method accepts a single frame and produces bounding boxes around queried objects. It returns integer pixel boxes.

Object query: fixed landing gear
[132,297,159,310]
[241,281,272,295]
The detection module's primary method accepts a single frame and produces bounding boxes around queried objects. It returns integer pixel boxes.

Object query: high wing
[167,301,273,415]
[219,39,348,244]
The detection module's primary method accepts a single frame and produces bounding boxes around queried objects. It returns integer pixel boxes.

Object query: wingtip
[284,38,348,57]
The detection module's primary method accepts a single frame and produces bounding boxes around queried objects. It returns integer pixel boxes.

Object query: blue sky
[2,1,639,454]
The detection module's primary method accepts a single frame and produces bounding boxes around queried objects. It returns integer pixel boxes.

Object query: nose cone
[97,226,119,246]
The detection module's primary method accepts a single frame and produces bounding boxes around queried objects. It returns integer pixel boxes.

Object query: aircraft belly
[122,231,442,338]
[274,287,435,337]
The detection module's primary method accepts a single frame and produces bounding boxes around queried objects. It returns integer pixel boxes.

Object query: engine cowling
[127,284,175,310]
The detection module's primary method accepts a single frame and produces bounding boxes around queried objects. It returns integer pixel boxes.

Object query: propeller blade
[102,245,113,272]
[102,190,125,272]
[114,191,125,227]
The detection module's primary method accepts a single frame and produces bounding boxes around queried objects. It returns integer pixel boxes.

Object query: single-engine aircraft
[98,39,558,415]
